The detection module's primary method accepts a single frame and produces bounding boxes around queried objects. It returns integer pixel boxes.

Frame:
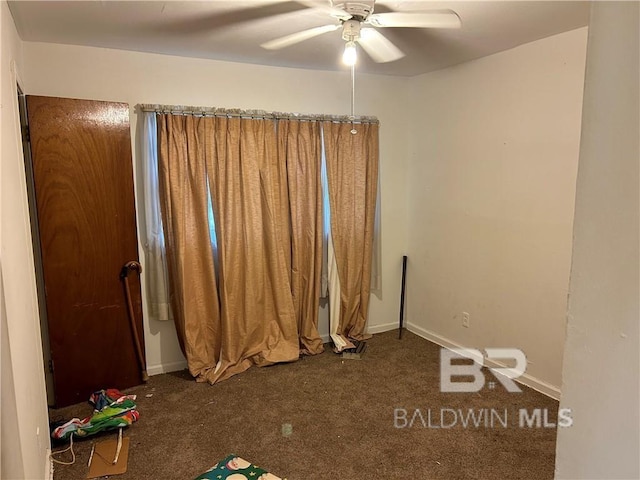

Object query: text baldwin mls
[394,408,573,429]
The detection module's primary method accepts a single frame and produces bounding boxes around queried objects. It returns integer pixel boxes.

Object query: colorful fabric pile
[52,388,139,440]
[193,455,282,480]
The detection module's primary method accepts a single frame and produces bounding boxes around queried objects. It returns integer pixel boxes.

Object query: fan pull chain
[350,63,357,134]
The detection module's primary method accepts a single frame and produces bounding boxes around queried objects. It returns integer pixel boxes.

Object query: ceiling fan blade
[358,28,405,63]
[294,0,352,20]
[151,2,307,35]
[261,24,340,50]
[368,10,461,29]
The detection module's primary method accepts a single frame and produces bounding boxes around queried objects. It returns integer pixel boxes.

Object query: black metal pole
[399,255,407,339]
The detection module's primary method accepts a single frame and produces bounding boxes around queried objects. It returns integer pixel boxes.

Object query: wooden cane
[120,261,148,382]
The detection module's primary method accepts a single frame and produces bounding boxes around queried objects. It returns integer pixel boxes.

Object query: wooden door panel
[27,96,144,407]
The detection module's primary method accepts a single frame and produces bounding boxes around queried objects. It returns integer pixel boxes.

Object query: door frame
[17,86,55,407]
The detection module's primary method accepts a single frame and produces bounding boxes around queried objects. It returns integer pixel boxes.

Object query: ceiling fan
[261,0,461,64]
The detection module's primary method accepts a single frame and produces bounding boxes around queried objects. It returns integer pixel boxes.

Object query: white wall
[555,3,639,479]
[0,1,51,478]
[22,42,411,375]
[405,28,588,396]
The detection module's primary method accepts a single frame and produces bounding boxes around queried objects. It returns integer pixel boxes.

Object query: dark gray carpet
[50,330,558,479]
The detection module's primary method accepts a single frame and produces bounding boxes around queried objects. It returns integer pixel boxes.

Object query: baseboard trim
[147,360,188,377]
[319,322,398,344]
[367,322,400,334]
[47,449,53,480]
[406,322,561,401]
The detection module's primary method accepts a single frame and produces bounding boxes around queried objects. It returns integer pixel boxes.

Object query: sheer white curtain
[320,132,348,350]
[370,172,382,299]
[141,112,172,321]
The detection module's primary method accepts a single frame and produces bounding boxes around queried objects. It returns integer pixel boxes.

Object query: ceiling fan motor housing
[342,19,362,41]
[332,1,375,21]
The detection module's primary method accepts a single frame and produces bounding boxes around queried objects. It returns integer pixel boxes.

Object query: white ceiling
[8,0,590,77]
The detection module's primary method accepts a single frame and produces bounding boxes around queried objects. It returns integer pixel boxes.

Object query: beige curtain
[323,121,379,340]
[203,116,305,382]
[157,112,371,382]
[157,115,221,381]
[278,120,325,355]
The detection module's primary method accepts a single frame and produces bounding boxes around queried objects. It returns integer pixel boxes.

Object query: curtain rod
[138,104,379,125]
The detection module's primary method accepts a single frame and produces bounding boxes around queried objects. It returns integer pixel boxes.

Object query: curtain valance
[139,104,379,125]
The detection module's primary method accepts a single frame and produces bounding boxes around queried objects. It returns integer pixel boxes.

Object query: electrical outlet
[462,312,470,328]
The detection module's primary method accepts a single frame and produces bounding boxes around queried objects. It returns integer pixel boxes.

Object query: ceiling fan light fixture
[342,41,357,65]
